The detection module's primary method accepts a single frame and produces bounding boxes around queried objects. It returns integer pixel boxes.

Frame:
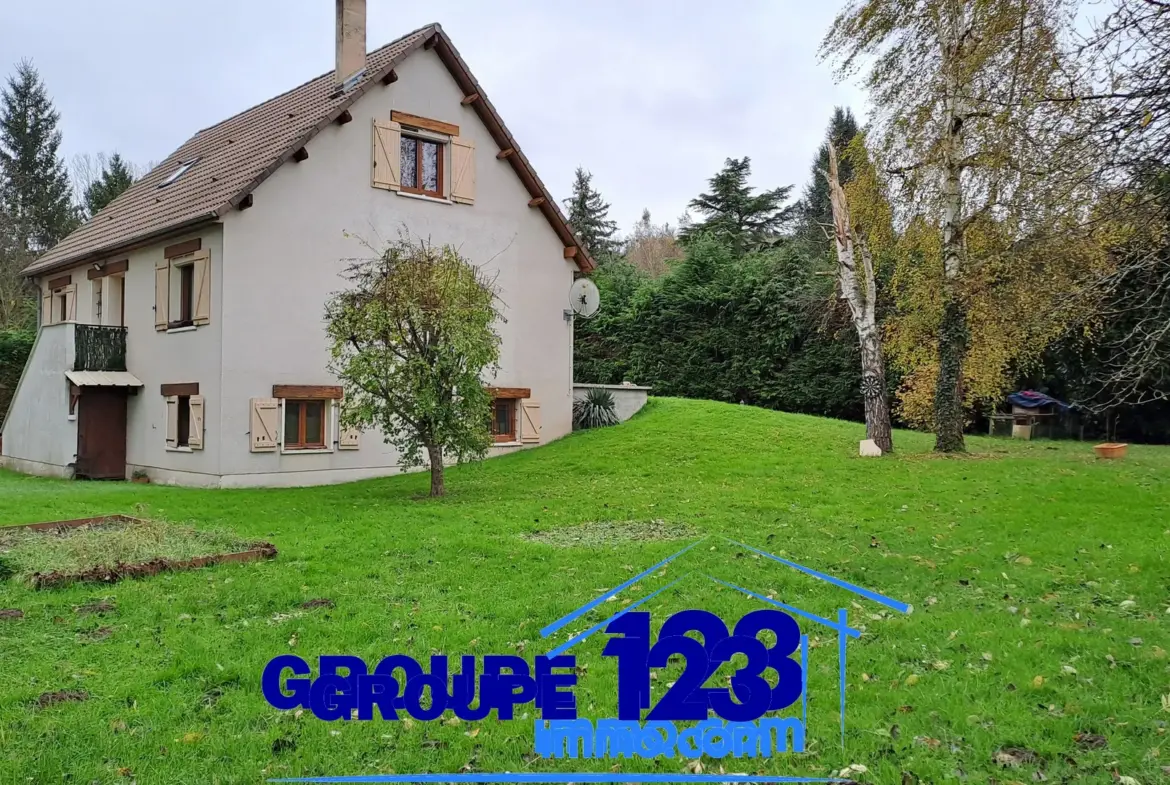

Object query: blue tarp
[1008,390,1071,410]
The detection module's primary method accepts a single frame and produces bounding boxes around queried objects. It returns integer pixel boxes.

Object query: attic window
[159,158,200,188]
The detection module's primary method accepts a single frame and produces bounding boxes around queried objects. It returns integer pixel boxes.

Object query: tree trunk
[825,142,895,454]
[933,295,967,452]
[426,443,445,497]
[859,326,893,453]
[934,12,968,453]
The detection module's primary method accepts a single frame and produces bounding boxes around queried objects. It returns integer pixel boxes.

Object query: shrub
[0,328,35,429]
[573,388,619,430]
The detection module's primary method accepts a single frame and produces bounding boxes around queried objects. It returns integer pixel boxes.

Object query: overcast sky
[1,1,865,233]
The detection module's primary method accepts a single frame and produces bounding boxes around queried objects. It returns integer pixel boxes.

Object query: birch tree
[822,0,1094,451]
[825,139,894,453]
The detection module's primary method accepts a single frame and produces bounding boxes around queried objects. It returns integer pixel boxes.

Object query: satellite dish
[568,278,601,319]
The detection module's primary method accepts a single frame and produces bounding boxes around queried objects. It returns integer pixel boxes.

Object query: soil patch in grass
[0,518,273,588]
[36,690,88,709]
[0,608,23,619]
[525,518,698,546]
[299,598,335,609]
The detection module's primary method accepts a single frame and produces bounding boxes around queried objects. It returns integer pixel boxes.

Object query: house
[0,4,594,488]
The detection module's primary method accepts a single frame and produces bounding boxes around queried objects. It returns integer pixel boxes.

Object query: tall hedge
[574,236,870,420]
[0,328,34,429]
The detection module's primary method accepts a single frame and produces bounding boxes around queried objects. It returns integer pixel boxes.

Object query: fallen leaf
[995,747,1040,767]
[1062,665,1078,676]
[1074,732,1107,749]
[116,767,132,777]
[1032,675,1045,688]
[466,728,480,738]
[839,764,869,777]
[685,759,703,774]
[982,652,994,662]
[915,736,942,749]
[181,732,203,744]
[905,674,920,686]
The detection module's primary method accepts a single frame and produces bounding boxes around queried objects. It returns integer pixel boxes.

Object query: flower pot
[1093,443,1128,460]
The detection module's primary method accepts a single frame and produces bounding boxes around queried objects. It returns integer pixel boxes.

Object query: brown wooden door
[76,388,128,480]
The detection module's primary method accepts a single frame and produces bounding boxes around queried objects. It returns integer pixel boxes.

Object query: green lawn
[0,398,1167,784]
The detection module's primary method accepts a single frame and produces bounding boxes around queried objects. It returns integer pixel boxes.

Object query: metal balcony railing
[74,325,127,372]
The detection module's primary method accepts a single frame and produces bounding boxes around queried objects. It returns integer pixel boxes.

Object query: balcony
[73,324,128,372]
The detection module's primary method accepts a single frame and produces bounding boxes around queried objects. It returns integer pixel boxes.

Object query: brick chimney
[335,0,367,87]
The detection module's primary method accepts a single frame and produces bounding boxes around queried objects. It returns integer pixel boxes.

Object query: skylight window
[159,158,200,188]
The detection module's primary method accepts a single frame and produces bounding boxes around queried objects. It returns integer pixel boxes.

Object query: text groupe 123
[260,608,808,759]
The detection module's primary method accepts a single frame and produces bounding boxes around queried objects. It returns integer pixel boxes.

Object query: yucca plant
[573,388,619,430]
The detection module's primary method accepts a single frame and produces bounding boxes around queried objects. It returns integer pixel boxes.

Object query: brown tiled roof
[26,23,593,276]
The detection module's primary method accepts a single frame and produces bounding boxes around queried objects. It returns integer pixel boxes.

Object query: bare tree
[825,141,893,453]
[624,209,681,277]
[1054,0,1170,411]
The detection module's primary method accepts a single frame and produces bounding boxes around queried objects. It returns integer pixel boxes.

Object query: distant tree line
[571,0,1170,445]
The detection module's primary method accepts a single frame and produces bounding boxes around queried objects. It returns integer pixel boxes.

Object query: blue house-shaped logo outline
[538,536,911,748]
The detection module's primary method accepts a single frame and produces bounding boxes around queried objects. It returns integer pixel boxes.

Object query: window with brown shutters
[164,387,204,451]
[373,114,472,204]
[158,245,210,332]
[42,280,76,326]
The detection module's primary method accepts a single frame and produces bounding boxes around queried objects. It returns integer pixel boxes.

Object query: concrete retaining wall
[573,383,651,423]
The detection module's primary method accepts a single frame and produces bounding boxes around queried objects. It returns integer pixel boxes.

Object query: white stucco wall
[121,227,225,483]
[0,323,77,477]
[215,46,577,485]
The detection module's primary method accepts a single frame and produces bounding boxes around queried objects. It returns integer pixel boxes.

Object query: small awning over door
[65,370,144,388]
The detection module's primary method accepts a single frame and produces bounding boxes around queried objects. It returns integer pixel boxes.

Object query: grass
[0,397,1167,784]
[0,518,258,584]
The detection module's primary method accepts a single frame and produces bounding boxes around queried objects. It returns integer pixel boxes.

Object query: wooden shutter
[64,284,77,322]
[250,397,278,452]
[520,399,541,443]
[188,395,205,449]
[41,289,51,325]
[192,250,211,325]
[372,119,401,191]
[155,259,169,330]
[450,136,475,204]
[165,395,179,448]
[339,426,360,449]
